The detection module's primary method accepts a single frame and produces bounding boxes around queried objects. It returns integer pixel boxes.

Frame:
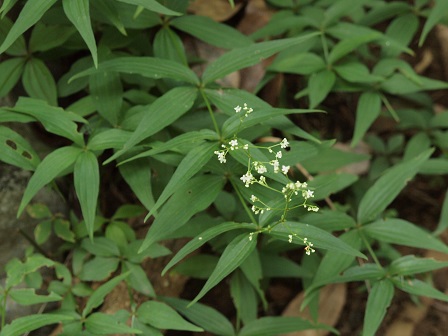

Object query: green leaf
[301,209,356,232]
[363,280,394,336]
[161,297,236,336]
[105,86,198,163]
[139,174,225,252]
[27,202,52,220]
[0,57,25,97]
[29,23,76,53]
[9,288,62,305]
[0,314,74,336]
[334,62,384,84]
[22,58,57,106]
[79,256,119,281]
[18,146,82,217]
[70,56,199,85]
[308,69,336,108]
[202,32,319,85]
[88,129,132,151]
[82,272,129,317]
[230,270,258,325]
[357,148,434,224]
[351,91,382,147]
[123,261,155,297]
[53,218,75,243]
[308,172,358,201]
[364,219,448,254]
[89,71,123,125]
[0,126,40,170]
[383,13,419,57]
[238,316,332,336]
[268,52,325,75]
[74,151,100,239]
[381,73,448,95]
[81,237,120,257]
[190,232,258,306]
[171,15,252,49]
[419,0,448,46]
[85,312,142,334]
[116,0,182,16]
[0,0,19,18]
[34,220,52,244]
[162,221,256,275]
[0,0,58,54]
[91,0,127,35]
[268,222,366,258]
[328,33,380,64]
[389,255,448,276]
[137,301,203,331]
[144,141,218,221]
[173,254,218,279]
[153,26,187,64]
[392,278,448,302]
[63,0,98,68]
[435,188,448,235]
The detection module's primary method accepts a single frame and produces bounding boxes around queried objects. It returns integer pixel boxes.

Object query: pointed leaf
[364,219,448,254]
[29,23,76,53]
[79,257,119,281]
[123,261,155,297]
[0,314,74,336]
[389,255,448,276]
[91,0,126,35]
[81,237,120,257]
[309,69,336,108]
[357,148,434,224]
[0,0,58,54]
[0,57,25,97]
[328,33,381,64]
[63,0,98,68]
[392,278,448,302]
[190,232,258,306]
[363,280,394,336]
[0,126,40,170]
[435,188,448,235]
[105,86,198,163]
[116,0,182,16]
[351,91,382,146]
[9,288,62,305]
[419,0,448,46]
[22,58,57,106]
[18,146,82,216]
[74,151,99,239]
[88,129,132,151]
[139,175,225,252]
[85,312,142,334]
[89,71,123,125]
[202,32,319,85]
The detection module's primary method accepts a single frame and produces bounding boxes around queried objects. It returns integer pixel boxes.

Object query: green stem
[230,179,258,226]
[200,89,221,138]
[359,228,383,269]
[320,32,330,66]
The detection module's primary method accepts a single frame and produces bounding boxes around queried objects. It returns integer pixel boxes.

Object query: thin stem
[358,229,382,269]
[296,163,335,210]
[230,179,258,226]
[200,89,221,138]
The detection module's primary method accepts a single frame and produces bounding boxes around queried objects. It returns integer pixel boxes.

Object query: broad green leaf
[239,250,267,310]
[363,280,394,336]
[357,148,434,224]
[190,232,258,306]
[238,316,332,336]
[0,314,74,336]
[153,26,187,64]
[435,188,448,235]
[89,71,123,126]
[308,69,336,108]
[364,219,448,254]
[0,57,25,97]
[381,73,448,95]
[351,91,382,147]
[308,172,358,201]
[393,277,448,302]
[301,209,356,232]
[63,0,98,68]
[230,270,258,325]
[116,0,182,16]
[70,56,199,85]
[88,129,132,151]
[161,297,236,336]
[0,0,58,54]
[162,222,256,275]
[113,204,146,219]
[0,126,40,170]
[29,23,76,53]
[143,141,218,221]
[260,253,312,278]
[9,289,61,305]
[334,62,384,84]
[53,218,75,243]
[123,261,155,297]
[22,58,57,106]
[324,264,385,285]
[79,256,119,281]
[268,222,366,258]
[139,174,225,252]
[7,97,85,145]
[18,146,82,217]
[389,255,448,276]
[268,52,325,75]
[82,272,129,317]
[105,86,198,163]
[118,158,155,211]
[383,13,418,57]
[137,301,203,331]
[419,0,448,46]
[85,313,142,334]
[202,32,319,85]
[403,132,431,162]
[171,15,252,49]
[0,0,19,18]
[173,254,218,279]
[328,33,380,64]
[34,220,52,244]
[81,237,120,257]
[6,254,54,289]
[358,2,411,26]
[74,151,100,239]
[91,0,126,35]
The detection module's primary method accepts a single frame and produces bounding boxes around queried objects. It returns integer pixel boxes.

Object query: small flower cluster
[303,238,315,255]
[281,181,319,212]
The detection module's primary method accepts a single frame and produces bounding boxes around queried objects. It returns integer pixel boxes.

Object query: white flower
[303,190,314,199]
[288,234,293,243]
[243,144,249,150]
[240,172,255,187]
[256,164,267,174]
[250,195,258,202]
[271,160,280,173]
[276,151,282,159]
[234,105,242,113]
[249,232,254,241]
[280,138,289,149]
[281,165,290,175]
[229,139,238,150]
[214,150,226,163]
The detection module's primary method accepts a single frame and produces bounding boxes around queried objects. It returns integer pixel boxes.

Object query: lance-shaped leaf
[363,280,394,336]
[357,148,434,224]
[69,57,199,85]
[106,86,197,163]
[85,313,142,334]
[308,69,336,108]
[171,15,252,49]
[87,129,132,151]
[82,272,129,317]
[0,0,57,54]
[116,0,182,16]
[435,188,448,235]
[201,32,319,85]
[363,219,448,254]
[74,151,100,239]
[89,71,123,125]
[388,255,448,276]
[392,278,448,302]
[139,175,225,252]
[419,0,448,46]
[18,146,82,217]
[63,0,98,68]
[0,314,74,336]
[162,222,256,275]
[91,0,126,35]
[0,126,40,170]
[143,141,218,222]
[0,57,25,97]
[351,91,382,147]
[22,57,57,106]
[190,232,258,306]
[0,0,20,18]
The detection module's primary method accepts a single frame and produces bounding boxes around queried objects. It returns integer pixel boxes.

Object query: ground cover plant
[0,0,447,335]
